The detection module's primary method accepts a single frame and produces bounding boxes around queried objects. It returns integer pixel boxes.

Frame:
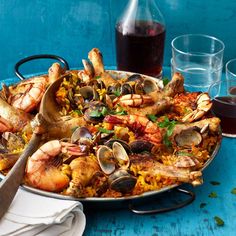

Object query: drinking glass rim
[226,58,236,78]
[171,34,225,56]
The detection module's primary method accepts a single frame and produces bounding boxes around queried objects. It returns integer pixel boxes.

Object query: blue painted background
[0,0,236,79]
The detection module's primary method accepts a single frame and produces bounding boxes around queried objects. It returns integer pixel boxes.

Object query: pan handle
[14,54,70,80]
[129,188,195,215]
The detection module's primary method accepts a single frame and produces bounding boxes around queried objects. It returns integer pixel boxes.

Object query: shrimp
[113,94,154,107]
[1,62,63,112]
[104,114,162,144]
[122,97,173,116]
[25,140,84,192]
[0,96,32,132]
[181,93,212,122]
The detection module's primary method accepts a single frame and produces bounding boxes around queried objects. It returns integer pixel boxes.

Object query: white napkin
[0,188,86,236]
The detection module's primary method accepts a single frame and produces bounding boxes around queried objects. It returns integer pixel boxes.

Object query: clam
[71,127,93,153]
[129,140,153,153]
[97,145,116,175]
[143,78,160,94]
[112,142,130,169]
[108,169,137,193]
[79,86,99,102]
[104,139,131,154]
[71,127,92,143]
[97,141,131,175]
[175,128,202,148]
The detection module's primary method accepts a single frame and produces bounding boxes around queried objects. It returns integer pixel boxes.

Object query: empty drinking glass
[171,34,225,92]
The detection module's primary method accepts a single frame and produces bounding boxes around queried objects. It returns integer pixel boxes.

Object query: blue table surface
[2,68,236,236]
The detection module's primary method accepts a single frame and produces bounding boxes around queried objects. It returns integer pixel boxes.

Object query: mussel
[84,101,108,123]
[108,169,137,194]
[129,140,153,153]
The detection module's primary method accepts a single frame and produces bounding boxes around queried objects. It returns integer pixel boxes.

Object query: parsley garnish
[147,114,157,122]
[231,188,236,194]
[162,77,169,86]
[89,107,109,117]
[113,88,121,97]
[210,181,220,186]
[98,127,114,134]
[158,117,177,147]
[208,192,218,198]
[74,109,83,115]
[200,203,207,208]
[214,216,224,226]
[112,104,127,115]
[177,151,194,157]
[89,110,103,117]
[94,75,101,79]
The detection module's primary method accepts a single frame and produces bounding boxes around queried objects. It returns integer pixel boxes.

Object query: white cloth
[0,188,86,236]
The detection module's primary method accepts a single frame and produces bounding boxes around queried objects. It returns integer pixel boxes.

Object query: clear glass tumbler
[171,34,224,92]
[208,79,236,138]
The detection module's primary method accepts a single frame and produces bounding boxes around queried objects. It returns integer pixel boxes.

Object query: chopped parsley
[231,188,236,194]
[98,127,114,134]
[208,192,218,198]
[113,88,121,97]
[89,110,103,117]
[214,216,224,226]
[147,114,157,122]
[162,77,169,86]
[210,181,221,186]
[177,151,194,157]
[200,203,207,208]
[158,117,177,147]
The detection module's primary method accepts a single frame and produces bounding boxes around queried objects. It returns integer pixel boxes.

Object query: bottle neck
[123,0,164,23]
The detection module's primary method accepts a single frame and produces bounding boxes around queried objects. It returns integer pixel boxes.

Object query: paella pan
[0,48,221,208]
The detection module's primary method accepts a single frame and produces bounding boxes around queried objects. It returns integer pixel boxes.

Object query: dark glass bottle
[115,0,166,78]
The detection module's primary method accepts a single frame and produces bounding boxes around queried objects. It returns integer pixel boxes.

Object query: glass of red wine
[208,78,236,138]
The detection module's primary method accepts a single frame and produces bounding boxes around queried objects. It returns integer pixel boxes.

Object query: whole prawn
[1,62,63,112]
[104,114,162,144]
[25,140,84,192]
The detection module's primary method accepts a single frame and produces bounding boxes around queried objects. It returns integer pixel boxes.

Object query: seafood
[181,93,212,122]
[0,96,32,132]
[1,62,63,112]
[0,48,221,199]
[25,140,84,192]
[113,94,154,107]
[104,114,162,144]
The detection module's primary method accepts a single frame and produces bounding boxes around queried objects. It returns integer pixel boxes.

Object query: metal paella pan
[0,49,222,214]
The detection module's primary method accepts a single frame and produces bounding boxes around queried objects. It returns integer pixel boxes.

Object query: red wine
[212,96,236,135]
[115,21,166,77]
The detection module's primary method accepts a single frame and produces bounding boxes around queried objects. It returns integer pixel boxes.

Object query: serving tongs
[0,55,69,219]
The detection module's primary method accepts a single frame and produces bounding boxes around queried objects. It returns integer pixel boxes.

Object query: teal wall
[0,0,236,79]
